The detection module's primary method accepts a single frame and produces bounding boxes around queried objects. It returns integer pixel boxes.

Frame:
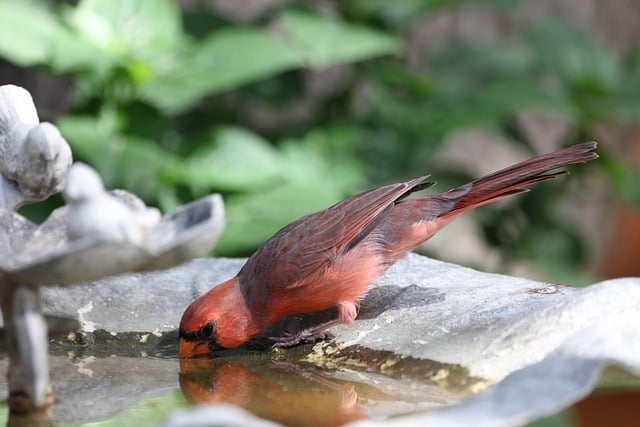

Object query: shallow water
[0,330,489,426]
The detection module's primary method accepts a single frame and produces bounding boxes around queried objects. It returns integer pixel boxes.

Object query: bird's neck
[213,279,263,349]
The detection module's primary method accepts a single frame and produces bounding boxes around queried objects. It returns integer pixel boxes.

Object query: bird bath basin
[0,253,638,427]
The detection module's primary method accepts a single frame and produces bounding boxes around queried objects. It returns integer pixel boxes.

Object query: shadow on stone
[358,285,447,319]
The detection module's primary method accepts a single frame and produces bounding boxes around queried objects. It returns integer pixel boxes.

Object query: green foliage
[0,0,397,255]
[56,108,175,199]
[279,10,401,67]
[215,129,365,254]
[0,0,635,279]
[139,27,303,113]
[0,1,60,66]
[599,151,640,207]
[168,127,282,193]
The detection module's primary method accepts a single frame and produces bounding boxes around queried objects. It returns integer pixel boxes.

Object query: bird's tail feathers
[433,141,598,218]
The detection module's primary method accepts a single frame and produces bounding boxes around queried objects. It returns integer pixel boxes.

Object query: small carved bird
[0,85,72,209]
[63,163,160,245]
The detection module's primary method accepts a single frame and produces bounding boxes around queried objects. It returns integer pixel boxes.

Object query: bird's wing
[238,176,432,294]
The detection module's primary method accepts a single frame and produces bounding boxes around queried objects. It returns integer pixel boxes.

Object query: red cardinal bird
[179,142,598,357]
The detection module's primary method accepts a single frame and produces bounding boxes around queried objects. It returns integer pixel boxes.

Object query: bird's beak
[179,339,210,358]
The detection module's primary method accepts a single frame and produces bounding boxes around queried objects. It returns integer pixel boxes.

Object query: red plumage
[179,142,598,357]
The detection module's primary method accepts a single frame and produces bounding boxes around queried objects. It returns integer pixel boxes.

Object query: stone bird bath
[0,84,225,424]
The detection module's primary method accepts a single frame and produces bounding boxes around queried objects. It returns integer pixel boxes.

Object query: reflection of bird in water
[63,163,160,245]
[0,85,72,209]
[179,358,365,426]
[269,360,359,410]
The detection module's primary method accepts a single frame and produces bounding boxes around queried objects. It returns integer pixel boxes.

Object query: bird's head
[178,278,258,358]
[179,298,225,358]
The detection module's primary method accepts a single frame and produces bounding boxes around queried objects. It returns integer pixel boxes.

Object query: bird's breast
[268,246,384,321]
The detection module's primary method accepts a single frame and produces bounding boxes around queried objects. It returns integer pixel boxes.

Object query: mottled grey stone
[40,258,244,334]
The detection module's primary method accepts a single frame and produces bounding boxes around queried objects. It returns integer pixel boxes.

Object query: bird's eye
[200,322,214,337]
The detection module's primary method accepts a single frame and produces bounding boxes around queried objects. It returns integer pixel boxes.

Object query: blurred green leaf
[280,9,402,68]
[102,7,399,113]
[215,135,365,255]
[59,114,175,201]
[50,0,185,97]
[429,42,570,122]
[460,78,566,118]
[140,28,302,112]
[115,136,176,201]
[64,0,182,60]
[345,0,519,27]
[431,43,533,80]
[217,181,337,255]
[57,113,121,172]
[280,136,364,189]
[168,126,282,192]
[49,24,107,74]
[0,0,61,66]
[600,51,640,122]
[0,399,7,425]
[525,21,620,95]
[347,0,435,26]
[600,153,640,206]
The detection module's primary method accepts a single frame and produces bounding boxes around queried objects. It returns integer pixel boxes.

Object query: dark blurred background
[2,0,640,286]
